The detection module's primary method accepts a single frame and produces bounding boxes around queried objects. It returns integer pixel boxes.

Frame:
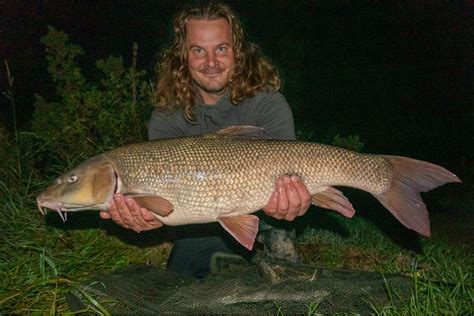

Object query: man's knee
[167,236,232,278]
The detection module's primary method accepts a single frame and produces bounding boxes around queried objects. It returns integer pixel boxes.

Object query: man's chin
[198,82,227,95]
[205,87,226,94]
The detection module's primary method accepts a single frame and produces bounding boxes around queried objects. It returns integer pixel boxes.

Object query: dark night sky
[1,0,472,178]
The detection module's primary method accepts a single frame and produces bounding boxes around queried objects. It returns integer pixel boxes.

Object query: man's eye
[217,46,227,53]
[193,48,204,55]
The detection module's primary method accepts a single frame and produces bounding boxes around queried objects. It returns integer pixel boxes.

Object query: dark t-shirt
[148,90,296,141]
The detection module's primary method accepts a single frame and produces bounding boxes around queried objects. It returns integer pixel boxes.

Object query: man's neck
[198,88,227,105]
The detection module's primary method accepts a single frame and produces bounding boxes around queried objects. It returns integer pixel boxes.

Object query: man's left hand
[263,175,311,221]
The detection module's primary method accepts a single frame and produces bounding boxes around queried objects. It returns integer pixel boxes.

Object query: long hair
[153,2,281,122]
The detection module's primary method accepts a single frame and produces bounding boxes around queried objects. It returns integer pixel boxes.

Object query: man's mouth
[201,68,223,77]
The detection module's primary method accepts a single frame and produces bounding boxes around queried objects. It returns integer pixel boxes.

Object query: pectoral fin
[218,214,260,250]
[127,195,174,217]
[311,186,355,218]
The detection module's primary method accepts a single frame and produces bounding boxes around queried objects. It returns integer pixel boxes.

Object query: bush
[296,128,364,152]
[31,27,152,167]
[332,134,364,152]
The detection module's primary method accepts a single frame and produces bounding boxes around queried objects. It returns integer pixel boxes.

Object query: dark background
[1,0,472,180]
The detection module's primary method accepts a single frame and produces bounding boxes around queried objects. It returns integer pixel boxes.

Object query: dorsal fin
[206,125,272,139]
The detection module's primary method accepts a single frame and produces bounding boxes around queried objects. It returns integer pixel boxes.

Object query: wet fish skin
[36,127,461,250]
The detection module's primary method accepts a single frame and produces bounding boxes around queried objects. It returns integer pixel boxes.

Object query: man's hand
[263,175,311,221]
[100,194,163,232]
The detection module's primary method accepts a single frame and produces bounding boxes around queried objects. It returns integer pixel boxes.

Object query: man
[100,3,311,278]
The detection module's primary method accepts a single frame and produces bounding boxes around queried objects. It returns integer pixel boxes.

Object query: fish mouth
[36,196,69,222]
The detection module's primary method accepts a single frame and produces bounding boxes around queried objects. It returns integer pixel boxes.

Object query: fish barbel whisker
[37,197,47,215]
[56,208,67,222]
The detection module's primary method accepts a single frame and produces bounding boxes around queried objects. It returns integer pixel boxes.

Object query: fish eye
[68,174,78,183]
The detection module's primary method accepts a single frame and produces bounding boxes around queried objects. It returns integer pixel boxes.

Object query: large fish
[36,126,460,250]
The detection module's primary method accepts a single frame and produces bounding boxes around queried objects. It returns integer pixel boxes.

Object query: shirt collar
[195,88,232,113]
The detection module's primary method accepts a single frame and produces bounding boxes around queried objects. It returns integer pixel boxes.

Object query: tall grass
[0,33,167,312]
[0,174,170,313]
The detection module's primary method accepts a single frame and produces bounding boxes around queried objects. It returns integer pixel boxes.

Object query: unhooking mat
[67,255,412,314]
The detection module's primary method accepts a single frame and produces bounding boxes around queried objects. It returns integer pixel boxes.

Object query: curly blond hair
[153,2,281,122]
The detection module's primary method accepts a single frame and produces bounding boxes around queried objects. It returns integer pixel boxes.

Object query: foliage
[332,134,364,152]
[297,128,364,152]
[31,27,152,168]
[0,28,162,313]
[0,126,15,181]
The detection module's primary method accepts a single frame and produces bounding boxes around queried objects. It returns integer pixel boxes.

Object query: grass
[1,169,472,314]
[293,201,473,315]
[0,173,171,313]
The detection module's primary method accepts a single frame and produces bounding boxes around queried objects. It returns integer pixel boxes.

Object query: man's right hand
[100,194,163,232]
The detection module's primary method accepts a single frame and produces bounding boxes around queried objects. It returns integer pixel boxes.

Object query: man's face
[186,18,234,103]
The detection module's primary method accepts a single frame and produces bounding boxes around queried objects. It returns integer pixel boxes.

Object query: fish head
[36,155,117,220]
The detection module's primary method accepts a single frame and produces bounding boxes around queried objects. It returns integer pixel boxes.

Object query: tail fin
[374,155,461,237]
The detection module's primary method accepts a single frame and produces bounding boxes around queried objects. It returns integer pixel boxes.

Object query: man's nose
[205,51,216,68]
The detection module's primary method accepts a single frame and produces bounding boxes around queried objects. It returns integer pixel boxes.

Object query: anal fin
[311,186,355,218]
[218,214,260,250]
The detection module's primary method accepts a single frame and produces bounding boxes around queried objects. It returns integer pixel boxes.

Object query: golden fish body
[37,127,460,250]
[105,137,390,224]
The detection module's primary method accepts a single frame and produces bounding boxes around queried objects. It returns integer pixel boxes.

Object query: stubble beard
[196,80,227,95]
[194,66,232,95]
